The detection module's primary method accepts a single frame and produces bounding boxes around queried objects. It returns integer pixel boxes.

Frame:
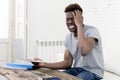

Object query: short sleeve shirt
[65,25,104,78]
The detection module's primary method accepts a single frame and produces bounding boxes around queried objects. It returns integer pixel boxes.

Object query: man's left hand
[72,10,83,28]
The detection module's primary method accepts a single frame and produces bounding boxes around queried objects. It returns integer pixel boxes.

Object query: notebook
[4,63,34,70]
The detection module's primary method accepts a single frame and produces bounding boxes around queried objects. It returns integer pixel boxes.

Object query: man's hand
[32,62,45,68]
[72,10,83,27]
[31,58,45,68]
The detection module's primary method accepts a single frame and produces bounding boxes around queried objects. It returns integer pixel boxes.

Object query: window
[0,0,9,39]
[15,0,25,39]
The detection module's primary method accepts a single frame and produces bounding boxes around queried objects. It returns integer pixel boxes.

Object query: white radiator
[35,40,65,62]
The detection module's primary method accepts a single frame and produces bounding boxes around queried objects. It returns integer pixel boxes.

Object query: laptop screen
[14,39,26,61]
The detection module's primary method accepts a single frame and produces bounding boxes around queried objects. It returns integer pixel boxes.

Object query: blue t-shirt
[65,25,104,78]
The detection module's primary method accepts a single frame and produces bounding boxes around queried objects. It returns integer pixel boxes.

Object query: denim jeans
[64,67,102,80]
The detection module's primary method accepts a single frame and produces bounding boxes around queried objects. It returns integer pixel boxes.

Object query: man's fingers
[77,10,80,15]
[74,10,82,16]
[74,10,77,16]
[72,10,79,17]
[32,62,39,66]
[72,12,75,17]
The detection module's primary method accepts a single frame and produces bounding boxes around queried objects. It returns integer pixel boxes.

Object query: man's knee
[76,71,96,80]
[77,73,87,80]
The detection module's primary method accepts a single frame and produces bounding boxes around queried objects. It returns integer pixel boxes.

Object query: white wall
[80,0,120,73]
[27,0,69,58]
[27,0,120,73]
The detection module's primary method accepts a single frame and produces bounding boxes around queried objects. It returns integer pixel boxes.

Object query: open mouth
[69,25,74,29]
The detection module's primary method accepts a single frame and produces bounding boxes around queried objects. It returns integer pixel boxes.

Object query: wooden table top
[0,67,81,80]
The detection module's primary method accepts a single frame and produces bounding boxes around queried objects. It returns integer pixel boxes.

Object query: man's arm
[72,10,96,56]
[33,49,73,69]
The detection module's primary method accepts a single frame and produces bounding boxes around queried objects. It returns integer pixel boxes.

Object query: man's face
[66,12,77,32]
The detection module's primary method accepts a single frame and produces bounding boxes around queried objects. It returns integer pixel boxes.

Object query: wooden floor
[0,67,81,80]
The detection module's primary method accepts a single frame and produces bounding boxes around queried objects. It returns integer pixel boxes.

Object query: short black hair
[64,3,83,13]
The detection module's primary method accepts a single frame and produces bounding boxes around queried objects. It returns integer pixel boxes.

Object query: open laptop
[14,39,43,62]
[14,39,26,61]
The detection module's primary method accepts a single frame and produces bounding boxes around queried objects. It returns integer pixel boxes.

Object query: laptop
[14,39,43,62]
[14,39,26,61]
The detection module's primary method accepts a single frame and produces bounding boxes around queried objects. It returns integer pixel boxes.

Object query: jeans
[64,67,102,80]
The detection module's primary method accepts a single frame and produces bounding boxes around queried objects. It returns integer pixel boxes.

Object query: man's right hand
[32,62,45,67]
[31,58,45,68]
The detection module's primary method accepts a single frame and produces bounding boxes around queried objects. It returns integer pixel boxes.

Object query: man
[32,3,104,80]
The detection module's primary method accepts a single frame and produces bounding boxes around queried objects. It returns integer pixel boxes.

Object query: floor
[102,71,120,80]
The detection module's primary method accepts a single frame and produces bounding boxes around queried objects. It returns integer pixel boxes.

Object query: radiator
[35,40,65,62]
